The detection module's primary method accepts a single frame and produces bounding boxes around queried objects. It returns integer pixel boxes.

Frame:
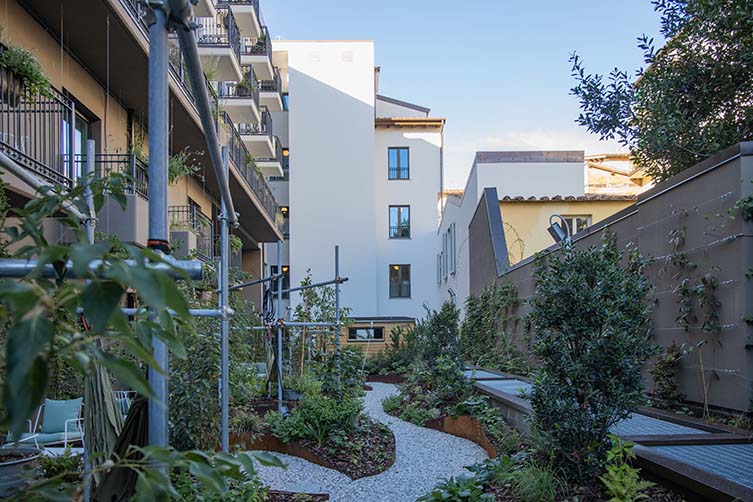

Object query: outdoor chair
[2,397,83,449]
[113,390,136,420]
[254,362,267,380]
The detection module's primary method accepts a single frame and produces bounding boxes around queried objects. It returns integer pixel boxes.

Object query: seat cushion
[40,398,82,434]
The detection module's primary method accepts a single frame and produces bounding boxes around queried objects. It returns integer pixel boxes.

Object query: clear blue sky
[261,1,665,189]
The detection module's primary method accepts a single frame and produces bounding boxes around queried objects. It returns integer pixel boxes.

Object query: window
[270,265,290,298]
[282,93,289,111]
[446,223,456,275]
[280,206,289,239]
[436,254,442,284]
[389,264,411,298]
[347,327,384,341]
[389,205,410,238]
[561,215,592,236]
[388,147,409,180]
[63,112,90,180]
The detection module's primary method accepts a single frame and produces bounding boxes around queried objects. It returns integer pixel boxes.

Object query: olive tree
[530,234,655,482]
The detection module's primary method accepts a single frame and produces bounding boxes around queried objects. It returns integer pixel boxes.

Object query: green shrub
[400,404,441,426]
[381,394,401,413]
[313,346,365,398]
[0,42,51,98]
[600,435,654,502]
[284,371,323,397]
[172,468,268,502]
[530,234,655,482]
[417,302,461,365]
[417,475,494,502]
[39,448,83,483]
[229,412,262,435]
[649,342,684,409]
[266,394,361,445]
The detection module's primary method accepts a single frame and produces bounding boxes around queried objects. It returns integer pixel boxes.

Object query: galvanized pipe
[171,5,238,226]
[147,6,170,451]
[76,307,227,318]
[334,245,341,394]
[220,147,230,452]
[276,241,283,412]
[280,276,348,296]
[227,273,283,292]
[84,140,96,245]
[0,258,203,280]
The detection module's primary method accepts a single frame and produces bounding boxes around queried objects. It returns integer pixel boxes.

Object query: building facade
[265,41,444,343]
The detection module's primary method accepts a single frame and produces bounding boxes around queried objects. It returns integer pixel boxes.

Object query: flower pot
[0,67,23,108]
[0,446,41,497]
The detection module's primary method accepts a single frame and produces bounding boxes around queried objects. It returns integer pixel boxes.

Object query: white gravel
[252,382,489,502]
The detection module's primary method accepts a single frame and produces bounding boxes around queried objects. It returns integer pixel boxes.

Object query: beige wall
[500,200,634,265]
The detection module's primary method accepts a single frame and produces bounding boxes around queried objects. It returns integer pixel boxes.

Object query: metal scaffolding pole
[276,242,284,413]
[219,147,230,452]
[147,5,170,451]
[334,245,341,394]
[84,140,96,246]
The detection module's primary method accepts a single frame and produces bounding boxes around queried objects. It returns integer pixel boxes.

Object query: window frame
[388,205,411,239]
[347,327,385,342]
[388,147,410,180]
[389,264,411,298]
[270,265,291,299]
[561,214,593,236]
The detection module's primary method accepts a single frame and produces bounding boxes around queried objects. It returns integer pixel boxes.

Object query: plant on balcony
[0,37,51,103]
[229,234,243,253]
[530,233,655,483]
[236,74,253,96]
[168,148,201,184]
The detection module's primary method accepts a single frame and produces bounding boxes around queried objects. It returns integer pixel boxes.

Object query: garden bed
[483,482,686,501]
[231,417,395,479]
[366,373,405,384]
[268,489,329,501]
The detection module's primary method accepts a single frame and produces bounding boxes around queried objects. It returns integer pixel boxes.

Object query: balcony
[216,0,262,39]
[0,62,76,189]
[169,205,214,264]
[241,26,274,80]
[223,112,284,238]
[195,9,243,82]
[216,66,260,125]
[193,0,217,18]
[259,66,284,112]
[238,108,274,158]
[255,137,283,178]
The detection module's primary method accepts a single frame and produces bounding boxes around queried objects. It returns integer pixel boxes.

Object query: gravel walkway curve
[253,382,488,502]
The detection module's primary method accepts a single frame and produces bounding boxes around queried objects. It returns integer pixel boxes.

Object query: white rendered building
[264,41,444,331]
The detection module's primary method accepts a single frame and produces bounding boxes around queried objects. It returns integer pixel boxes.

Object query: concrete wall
[468,143,753,412]
[275,41,377,318]
[375,126,442,315]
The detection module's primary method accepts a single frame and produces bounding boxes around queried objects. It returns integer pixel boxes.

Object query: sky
[260,1,665,189]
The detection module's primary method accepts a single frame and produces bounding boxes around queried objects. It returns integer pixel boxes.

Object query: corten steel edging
[229,431,396,480]
[424,415,497,458]
[633,444,753,502]
[622,433,752,446]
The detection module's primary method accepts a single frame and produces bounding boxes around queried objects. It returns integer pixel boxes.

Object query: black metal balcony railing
[222,112,283,231]
[217,0,260,15]
[0,45,77,188]
[237,108,272,139]
[389,224,411,239]
[259,66,282,94]
[68,154,149,200]
[169,205,214,263]
[196,9,242,64]
[241,25,271,58]
[216,65,259,104]
[388,167,410,180]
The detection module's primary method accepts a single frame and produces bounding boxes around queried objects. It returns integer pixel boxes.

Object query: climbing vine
[460,282,530,375]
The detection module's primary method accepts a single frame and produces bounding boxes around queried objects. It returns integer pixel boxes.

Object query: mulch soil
[485,482,687,501]
[267,490,329,501]
[296,417,395,479]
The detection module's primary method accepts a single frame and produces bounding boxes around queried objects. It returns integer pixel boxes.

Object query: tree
[530,234,655,482]
[571,0,753,181]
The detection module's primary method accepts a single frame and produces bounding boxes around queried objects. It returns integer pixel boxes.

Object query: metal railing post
[84,140,96,245]
[220,146,230,452]
[147,4,170,452]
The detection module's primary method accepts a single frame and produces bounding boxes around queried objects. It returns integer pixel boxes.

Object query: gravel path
[252,382,488,502]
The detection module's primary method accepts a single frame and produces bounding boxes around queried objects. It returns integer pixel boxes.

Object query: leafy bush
[649,342,684,409]
[0,42,51,98]
[172,466,268,502]
[530,235,655,482]
[39,448,83,483]
[381,394,401,414]
[450,396,520,455]
[400,405,441,426]
[417,475,494,502]
[417,301,461,365]
[284,371,323,397]
[266,394,361,446]
[600,435,654,502]
[364,325,420,375]
[461,283,530,375]
[229,412,262,435]
[313,346,365,398]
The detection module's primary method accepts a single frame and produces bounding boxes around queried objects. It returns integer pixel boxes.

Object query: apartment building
[0,0,285,305]
[265,41,444,345]
[437,151,652,307]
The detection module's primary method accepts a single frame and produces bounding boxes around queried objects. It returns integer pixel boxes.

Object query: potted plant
[0,42,51,106]
[0,446,42,497]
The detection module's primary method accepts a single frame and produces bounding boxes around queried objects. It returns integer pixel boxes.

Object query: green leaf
[81,280,124,332]
[98,352,155,400]
[187,460,227,494]
[250,450,286,468]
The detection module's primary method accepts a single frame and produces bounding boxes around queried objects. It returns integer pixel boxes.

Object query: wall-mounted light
[281,206,289,214]
[547,214,571,244]
[392,265,399,271]
[282,149,289,157]
[282,266,289,273]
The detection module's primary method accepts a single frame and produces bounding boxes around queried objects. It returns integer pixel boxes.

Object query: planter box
[425,415,497,458]
[0,446,41,497]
